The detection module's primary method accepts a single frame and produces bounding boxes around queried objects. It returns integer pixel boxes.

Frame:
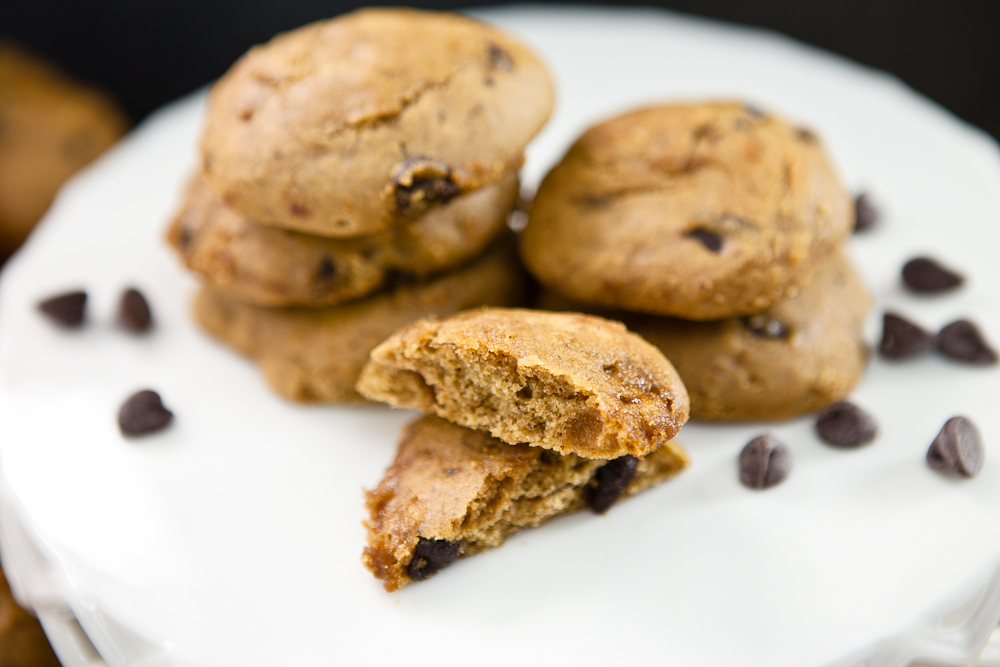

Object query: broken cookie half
[364,416,689,591]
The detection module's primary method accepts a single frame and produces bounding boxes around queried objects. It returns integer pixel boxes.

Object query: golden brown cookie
[0,565,61,667]
[200,8,554,237]
[542,251,871,421]
[520,102,853,320]
[195,239,528,402]
[355,308,690,459]
[0,44,128,260]
[364,415,689,591]
[168,171,518,307]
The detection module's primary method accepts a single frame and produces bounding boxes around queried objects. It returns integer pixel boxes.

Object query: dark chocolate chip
[488,43,513,71]
[901,257,964,293]
[742,314,788,340]
[390,156,460,214]
[853,193,879,233]
[118,390,173,437]
[37,290,86,328]
[384,268,418,290]
[879,312,934,359]
[588,455,639,514]
[936,320,998,365]
[815,401,878,448]
[686,228,723,252]
[118,288,153,333]
[316,256,336,281]
[739,435,791,489]
[407,538,461,582]
[927,416,984,478]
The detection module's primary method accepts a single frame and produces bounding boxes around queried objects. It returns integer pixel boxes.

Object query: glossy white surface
[1,6,999,666]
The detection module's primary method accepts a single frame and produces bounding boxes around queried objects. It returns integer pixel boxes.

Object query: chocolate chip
[588,455,639,514]
[687,228,723,252]
[795,127,817,142]
[118,390,173,437]
[927,416,984,478]
[739,435,791,489]
[853,193,879,233]
[407,538,461,582]
[316,256,336,281]
[936,320,998,365]
[390,156,460,215]
[118,288,153,333]
[816,401,878,448]
[901,257,964,293]
[488,43,513,71]
[879,312,934,359]
[742,314,788,340]
[37,290,86,328]
[384,268,418,290]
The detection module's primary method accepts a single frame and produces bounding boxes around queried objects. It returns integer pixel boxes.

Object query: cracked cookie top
[355,308,690,460]
[200,8,554,238]
[519,102,853,320]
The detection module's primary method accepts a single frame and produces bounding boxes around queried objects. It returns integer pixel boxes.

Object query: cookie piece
[542,251,871,421]
[356,308,690,459]
[364,415,690,591]
[168,171,518,307]
[520,102,853,320]
[200,8,554,237]
[195,239,528,402]
[0,44,128,259]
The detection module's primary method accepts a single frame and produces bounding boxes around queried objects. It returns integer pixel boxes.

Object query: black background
[2,1,998,142]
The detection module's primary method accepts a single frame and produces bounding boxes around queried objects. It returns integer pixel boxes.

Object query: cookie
[364,415,689,591]
[168,171,518,307]
[355,308,690,459]
[542,251,871,421]
[0,566,61,667]
[520,102,853,320]
[0,44,128,260]
[194,238,528,402]
[200,8,554,237]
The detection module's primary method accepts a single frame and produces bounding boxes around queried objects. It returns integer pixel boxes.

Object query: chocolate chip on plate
[739,435,791,489]
[927,416,984,478]
[407,537,461,582]
[118,390,173,436]
[853,193,879,233]
[901,257,964,293]
[118,288,153,333]
[37,290,86,328]
[815,401,878,448]
[588,455,639,514]
[936,320,998,365]
[879,312,934,359]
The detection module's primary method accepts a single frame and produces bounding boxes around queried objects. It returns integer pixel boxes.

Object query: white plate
[2,6,1000,667]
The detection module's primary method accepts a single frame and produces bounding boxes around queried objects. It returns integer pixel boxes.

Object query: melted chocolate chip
[879,313,934,359]
[588,455,639,514]
[118,288,153,333]
[687,228,723,252]
[407,538,461,582]
[901,257,964,293]
[488,43,513,71]
[743,314,788,340]
[390,156,460,215]
[37,290,87,328]
[316,256,336,281]
[927,416,984,478]
[936,320,998,365]
[853,193,879,233]
[816,401,878,448]
[739,435,791,489]
[118,390,173,437]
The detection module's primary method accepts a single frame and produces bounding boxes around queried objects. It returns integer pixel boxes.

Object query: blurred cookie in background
[0,43,128,262]
[0,564,61,667]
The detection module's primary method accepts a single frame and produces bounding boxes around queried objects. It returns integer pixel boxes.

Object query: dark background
[2,0,998,141]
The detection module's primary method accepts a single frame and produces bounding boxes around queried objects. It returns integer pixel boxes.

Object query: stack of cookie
[354,308,691,591]
[167,8,555,401]
[522,102,869,421]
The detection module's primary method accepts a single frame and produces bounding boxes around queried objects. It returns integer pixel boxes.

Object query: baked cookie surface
[520,102,853,320]
[364,415,689,591]
[356,308,690,459]
[195,238,528,402]
[200,7,554,237]
[168,172,518,307]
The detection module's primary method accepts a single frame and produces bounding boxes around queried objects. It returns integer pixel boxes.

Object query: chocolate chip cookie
[520,102,853,320]
[364,415,689,591]
[168,171,518,307]
[355,308,690,459]
[200,8,554,237]
[194,238,528,402]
